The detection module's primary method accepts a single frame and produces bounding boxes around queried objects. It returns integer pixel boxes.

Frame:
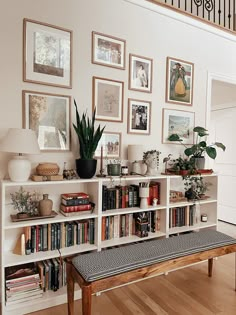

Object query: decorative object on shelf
[162,108,195,144]
[39,194,53,216]
[201,213,208,222]
[63,162,77,180]
[152,198,158,206]
[168,156,196,176]
[106,159,121,176]
[32,174,63,182]
[184,175,211,201]
[23,18,72,88]
[10,211,57,222]
[73,100,105,179]
[93,76,124,122]
[143,150,160,176]
[163,154,172,174]
[36,162,60,176]
[23,90,71,151]
[169,190,187,203]
[10,186,39,218]
[127,99,151,135]
[134,212,149,237]
[128,144,144,175]
[121,166,128,176]
[166,56,194,106]
[92,31,126,69]
[0,128,40,182]
[168,126,226,169]
[129,54,153,93]
[139,182,149,209]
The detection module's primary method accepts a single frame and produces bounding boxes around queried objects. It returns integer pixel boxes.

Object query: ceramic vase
[39,194,53,216]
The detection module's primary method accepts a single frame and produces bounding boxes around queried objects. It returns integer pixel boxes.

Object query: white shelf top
[4,243,97,267]
[101,231,166,248]
[5,212,98,229]
[168,221,217,235]
[1,178,99,187]
[101,205,166,217]
[169,198,217,208]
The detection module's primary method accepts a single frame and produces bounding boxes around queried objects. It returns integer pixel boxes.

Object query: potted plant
[169,156,196,176]
[73,100,105,178]
[183,175,210,200]
[168,126,226,169]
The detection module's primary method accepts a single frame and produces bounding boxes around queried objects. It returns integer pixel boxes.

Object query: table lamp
[0,128,40,182]
[128,145,144,175]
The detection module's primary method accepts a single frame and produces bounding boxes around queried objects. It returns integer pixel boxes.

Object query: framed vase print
[23,18,72,88]
[93,76,124,122]
[92,31,126,69]
[162,108,195,144]
[166,57,194,106]
[129,54,153,93]
[127,99,151,135]
[23,90,71,151]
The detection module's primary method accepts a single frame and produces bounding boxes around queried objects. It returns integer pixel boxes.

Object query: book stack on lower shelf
[5,263,43,307]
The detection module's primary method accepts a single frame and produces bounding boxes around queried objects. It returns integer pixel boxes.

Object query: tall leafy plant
[73,100,105,159]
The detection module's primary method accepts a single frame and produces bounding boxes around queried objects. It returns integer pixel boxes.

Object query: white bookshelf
[0,173,218,314]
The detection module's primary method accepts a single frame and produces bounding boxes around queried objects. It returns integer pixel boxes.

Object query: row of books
[101,210,161,240]
[23,219,95,255]
[5,263,43,306]
[102,182,161,211]
[36,258,67,292]
[169,205,196,228]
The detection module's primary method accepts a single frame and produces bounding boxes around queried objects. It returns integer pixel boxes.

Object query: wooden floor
[28,222,236,315]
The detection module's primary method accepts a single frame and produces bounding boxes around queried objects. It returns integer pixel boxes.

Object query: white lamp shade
[128,145,144,162]
[0,128,40,154]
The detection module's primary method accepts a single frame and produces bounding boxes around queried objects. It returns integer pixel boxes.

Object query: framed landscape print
[129,54,153,93]
[92,31,126,69]
[23,90,71,151]
[162,108,195,144]
[23,18,72,88]
[95,132,121,158]
[127,99,151,135]
[166,57,194,106]
[93,76,124,122]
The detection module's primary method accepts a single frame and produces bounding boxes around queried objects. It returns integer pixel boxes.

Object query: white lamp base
[8,155,31,182]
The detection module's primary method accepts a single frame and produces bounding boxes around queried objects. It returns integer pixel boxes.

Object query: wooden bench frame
[66,244,236,315]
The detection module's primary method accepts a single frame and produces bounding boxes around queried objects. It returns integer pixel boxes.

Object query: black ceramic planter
[76,159,97,179]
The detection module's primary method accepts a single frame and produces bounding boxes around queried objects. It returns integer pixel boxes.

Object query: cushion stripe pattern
[72,230,236,282]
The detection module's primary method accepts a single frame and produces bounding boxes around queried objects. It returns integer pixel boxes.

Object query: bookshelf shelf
[0,173,218,314]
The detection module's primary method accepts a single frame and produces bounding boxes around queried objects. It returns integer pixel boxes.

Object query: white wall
[1,0,236,178]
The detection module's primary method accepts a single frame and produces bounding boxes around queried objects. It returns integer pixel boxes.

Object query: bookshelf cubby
[0,173,218,314]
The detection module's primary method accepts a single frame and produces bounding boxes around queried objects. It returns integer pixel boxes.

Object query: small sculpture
[163,154,172,174]
[143,150,160,176]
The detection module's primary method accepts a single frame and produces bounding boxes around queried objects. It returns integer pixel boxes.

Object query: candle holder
[96,145,106,177]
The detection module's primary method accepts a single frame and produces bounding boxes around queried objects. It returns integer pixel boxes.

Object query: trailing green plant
[73,100,105,159]
[168,126,226,159]
[183,175,211,200]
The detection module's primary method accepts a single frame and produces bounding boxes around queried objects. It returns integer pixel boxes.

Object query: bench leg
[208,258,213,277]
[82,284,92,315]
[66,263,75,315]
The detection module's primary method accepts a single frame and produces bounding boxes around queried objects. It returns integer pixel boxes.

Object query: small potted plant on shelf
[168,126,226,169]
[183,175,211,201]
[169,156,196,176]
[10,187,39,219]
[73,100,105,178]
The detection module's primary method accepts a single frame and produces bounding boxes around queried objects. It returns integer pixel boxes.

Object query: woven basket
[36,163,59,176]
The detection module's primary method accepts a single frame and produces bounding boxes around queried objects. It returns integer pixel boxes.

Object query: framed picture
[93,76,124,122]
[92,31,126,69]
[162,108,195,144]
[166,57,194,106]
[23,18,72,88]
[129,54,153,93]
[22,90,71,151]
[95,132,121,158]
[127,99,151,135]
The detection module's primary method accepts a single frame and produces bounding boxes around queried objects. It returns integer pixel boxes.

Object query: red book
[60,204,92,213]
[61,192,89,200]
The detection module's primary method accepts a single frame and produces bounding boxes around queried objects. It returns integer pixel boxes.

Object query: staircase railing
[149,0,235,32]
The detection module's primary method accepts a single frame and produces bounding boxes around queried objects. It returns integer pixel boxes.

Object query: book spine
[60,204,92,213]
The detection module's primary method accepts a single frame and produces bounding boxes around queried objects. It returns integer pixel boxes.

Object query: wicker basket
[36,163,60,176]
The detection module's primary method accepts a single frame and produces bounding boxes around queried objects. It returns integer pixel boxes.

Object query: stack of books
[60,192,94,216]
[5,263,43,306]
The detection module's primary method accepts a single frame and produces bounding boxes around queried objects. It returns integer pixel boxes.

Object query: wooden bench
[66,230,236,315]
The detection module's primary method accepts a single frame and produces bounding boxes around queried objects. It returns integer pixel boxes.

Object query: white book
[113,215,119,239]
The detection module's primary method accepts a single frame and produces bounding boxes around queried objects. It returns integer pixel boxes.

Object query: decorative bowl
[36,163,60,176]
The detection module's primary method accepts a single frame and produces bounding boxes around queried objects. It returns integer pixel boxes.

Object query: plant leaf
[206,147,216,159]
[168,134,183,142]
[215,142,226,151]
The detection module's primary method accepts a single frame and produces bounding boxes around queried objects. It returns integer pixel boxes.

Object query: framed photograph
[127,99,151,135]
[23,18,72,88]
[162,108,195,144]
[22,90,71,151]
[95,132,121,158]
[92,31,126,69]
[166,57,194,106]
[93,76,124,122]
[129,54,153,93]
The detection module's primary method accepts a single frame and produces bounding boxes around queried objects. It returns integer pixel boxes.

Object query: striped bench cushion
[72,230,236,282]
